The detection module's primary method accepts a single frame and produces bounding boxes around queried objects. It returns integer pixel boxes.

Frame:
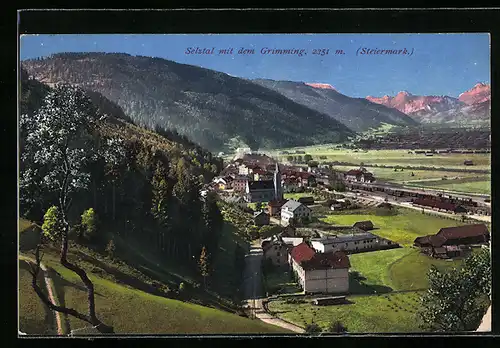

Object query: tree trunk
[112,182,116,221]
[58,221,114,333]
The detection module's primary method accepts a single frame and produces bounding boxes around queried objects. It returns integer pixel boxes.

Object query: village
[208,148,491,324]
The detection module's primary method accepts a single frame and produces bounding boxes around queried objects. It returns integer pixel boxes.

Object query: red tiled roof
[345,169,363,176]
[301,251,350,271]
[437,224,489,240]
[268,199,287,207]
[290,242,316,263]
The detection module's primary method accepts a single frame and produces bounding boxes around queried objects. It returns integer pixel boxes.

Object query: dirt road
[242,243,304,333]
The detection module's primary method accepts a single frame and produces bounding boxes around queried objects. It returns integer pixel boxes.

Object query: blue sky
[20,34,490,98]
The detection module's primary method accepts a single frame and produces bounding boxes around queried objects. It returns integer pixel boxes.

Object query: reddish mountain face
[366,84,490,125]
[366,91,460,114]
[458,83,491,105]
[305,82,337,91]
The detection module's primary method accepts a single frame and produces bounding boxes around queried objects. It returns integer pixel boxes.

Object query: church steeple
[273,162,283,201]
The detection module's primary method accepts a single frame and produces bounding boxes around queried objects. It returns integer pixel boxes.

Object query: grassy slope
[46,262,288,334]
[18,260,57,335]
[19,217,290,334]
[320,208,465,246]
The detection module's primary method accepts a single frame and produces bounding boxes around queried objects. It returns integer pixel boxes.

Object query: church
[245,163,284,203]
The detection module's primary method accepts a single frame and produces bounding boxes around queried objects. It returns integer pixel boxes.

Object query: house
[310,232,382,254]
[253,168,273,181]
[239,163,261,176]
[464,160,474,166]
[254,211,270,226]
[414,224,490,258]
[289,242,350,294]
[262,238,289,267]
[268,199,287,216]
[232,175,249,192]
[344,169,375,183]
[281,200,312,225]
[222,195,247,209]
[215,176,233,190]
[297,172,316,187]
[282,178,301,193]
[330,200,343,211]
[352,220,374,231]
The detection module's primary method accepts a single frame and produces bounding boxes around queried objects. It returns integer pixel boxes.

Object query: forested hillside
[253,79,419,132]
[22,52,355,152]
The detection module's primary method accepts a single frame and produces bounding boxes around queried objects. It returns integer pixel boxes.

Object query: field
[328,165,488,183]
[320,208,466,246]
[267,291,424,333]
[283,192,314,200]
[349,248,463,293]
[271,148,491,171]
[405,178,491,195]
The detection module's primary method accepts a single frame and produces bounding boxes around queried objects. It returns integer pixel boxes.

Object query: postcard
[18,31,491,336]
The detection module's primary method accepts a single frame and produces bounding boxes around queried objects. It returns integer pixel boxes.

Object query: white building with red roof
[288,242,350,294]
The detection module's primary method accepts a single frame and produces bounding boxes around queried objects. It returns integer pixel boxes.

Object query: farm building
[352,220,374,231]
[253,211,270,226]
[414,224,490,258]
[289,242,350,294]
[310,232,396,254]
[281,200,312,226]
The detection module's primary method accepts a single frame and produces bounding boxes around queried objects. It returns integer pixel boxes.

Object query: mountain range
[21,52,490,153]
[366,83,490,125]
[252,79,418,132]
[21,53,358,152]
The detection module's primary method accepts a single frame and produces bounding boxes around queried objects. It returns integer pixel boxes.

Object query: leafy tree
[305,322,322,335]
[20,84,113,333]
[418,248,491,332]
[199,246,210,289]
[254,202,263,212]
[41,206,64,242]
[328,320,348,333]
[286,155,294,162]
[297,155,303,163]
[81,208,99,241]
[307,160,319,168]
